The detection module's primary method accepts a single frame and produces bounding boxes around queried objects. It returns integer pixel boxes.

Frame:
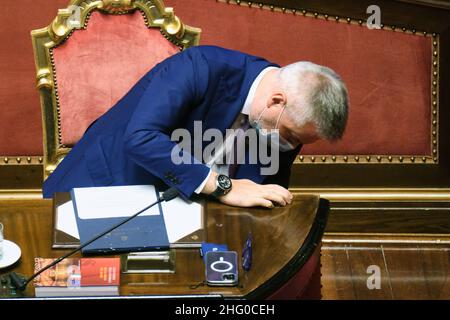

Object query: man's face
[250,101,321,148]
[278,111,321,147]
[250,79,322,147]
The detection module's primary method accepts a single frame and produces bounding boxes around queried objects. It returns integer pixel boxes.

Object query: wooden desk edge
[243,198,330,299]
[0,196,329,300]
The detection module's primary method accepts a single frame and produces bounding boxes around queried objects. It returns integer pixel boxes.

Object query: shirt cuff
[194,168,213,194]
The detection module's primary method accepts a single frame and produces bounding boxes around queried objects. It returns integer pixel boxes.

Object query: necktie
[228,115,250,179]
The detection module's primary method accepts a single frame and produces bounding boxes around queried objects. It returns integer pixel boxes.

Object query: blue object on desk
[71,187,169,254]
[200,243,228,263]
[242,232,253,271]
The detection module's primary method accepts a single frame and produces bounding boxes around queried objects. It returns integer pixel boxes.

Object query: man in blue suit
[43,46,348,208]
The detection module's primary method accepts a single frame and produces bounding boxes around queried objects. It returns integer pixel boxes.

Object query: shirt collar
[241,66,279,115]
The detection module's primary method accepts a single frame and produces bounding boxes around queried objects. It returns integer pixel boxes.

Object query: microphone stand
[8,187,179,292]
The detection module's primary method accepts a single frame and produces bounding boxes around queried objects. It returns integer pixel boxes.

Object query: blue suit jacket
[43,46,301,199]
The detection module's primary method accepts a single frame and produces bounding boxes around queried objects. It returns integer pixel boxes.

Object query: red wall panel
[166,0,432,156]
[0,0,433,157]
[0,0,69,155]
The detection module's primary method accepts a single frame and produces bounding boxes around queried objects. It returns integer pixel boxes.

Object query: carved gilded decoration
[31,0,201,179]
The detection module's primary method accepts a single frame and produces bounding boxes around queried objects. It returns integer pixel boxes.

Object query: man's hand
[220,179,293,208]
[201,171,293,208]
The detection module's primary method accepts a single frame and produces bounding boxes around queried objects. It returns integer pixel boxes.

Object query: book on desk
[52,185,205,253]
[34,257,120,297]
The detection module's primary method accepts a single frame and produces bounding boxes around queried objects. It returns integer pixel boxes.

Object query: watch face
[218,175,232,189]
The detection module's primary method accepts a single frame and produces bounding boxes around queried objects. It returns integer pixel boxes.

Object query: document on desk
[56,199,80,239]
[72,185,160,219]
[55,185,204,250]
[71,185,168,254]
[161,197,204,246]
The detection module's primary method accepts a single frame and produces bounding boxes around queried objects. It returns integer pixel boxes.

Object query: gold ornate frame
[218,0,440,165]
[31,0,201,179]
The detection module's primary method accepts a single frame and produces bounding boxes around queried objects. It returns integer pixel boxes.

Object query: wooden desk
[0,194,329,299]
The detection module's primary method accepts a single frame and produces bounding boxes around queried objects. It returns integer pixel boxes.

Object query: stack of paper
[56,185,204,251]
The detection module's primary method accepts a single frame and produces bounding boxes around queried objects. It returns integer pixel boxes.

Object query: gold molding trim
[0,189,43,200]
[100,0,135,13]
[290,188,450,201]
[31,0,201,178]
[323,233,450,245]
[217,0,440,165]
[0,156,43,165]
[295,154,437,164]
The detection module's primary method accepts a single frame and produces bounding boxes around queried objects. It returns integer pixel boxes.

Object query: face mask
[250,105,296,152]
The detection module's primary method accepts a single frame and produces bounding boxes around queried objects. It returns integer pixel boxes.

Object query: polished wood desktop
[0,194,329,299]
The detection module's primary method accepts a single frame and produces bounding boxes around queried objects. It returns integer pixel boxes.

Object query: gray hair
[278,62,349,141]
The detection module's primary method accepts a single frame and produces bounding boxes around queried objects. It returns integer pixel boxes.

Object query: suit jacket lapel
[204,55,280,183]
[204,58,280,135]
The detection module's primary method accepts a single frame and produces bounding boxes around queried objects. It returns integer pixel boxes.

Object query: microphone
[161,187,179,201]
[8,187,179,292]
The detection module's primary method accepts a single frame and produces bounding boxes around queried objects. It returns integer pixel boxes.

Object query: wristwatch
[211,174,232,198]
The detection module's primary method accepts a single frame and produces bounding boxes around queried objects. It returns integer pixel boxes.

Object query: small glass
[0,223,4,260]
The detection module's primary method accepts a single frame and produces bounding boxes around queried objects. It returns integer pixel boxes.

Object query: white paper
[161,197,202,243]
[72,185,159,220]
[56,185,203,244]
[56,200,80,239]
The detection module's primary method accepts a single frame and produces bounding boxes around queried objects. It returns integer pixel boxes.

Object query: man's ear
[267,92,287,108]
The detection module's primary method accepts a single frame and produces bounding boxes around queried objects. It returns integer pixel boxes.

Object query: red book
[34,257,120,297]
[80,258,120,286]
